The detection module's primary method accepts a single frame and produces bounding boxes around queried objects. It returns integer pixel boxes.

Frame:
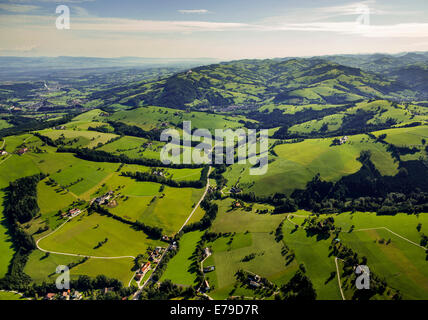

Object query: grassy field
[108,106,252,132]
[37,211,163,257]
[37,178,77,227]
[24,249,135,286]
[288,211,428,300]
[224,133,398,197]
[161,230,204,286]
[210,198,280,234]
[0,119,12,130]
[37,128,118,149]
[0,151,41,278]
[98,135,164,160]
[0,291,27,300]
[206,232,297,300]
[281,218,342,299]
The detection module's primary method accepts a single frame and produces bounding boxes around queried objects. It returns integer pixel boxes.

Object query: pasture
[161,230,204,286]
[37,211,163,258]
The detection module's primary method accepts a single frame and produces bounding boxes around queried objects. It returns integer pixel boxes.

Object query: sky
[0,0,428,60]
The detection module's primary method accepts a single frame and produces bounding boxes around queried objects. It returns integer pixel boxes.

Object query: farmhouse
[203,266,215,273]
[204,280,210,291]
[61,291,70,300]
[72,291,82,300]
[249,280,261,288]
[153,171,164,177]
[17,148,28,155]
[45,293,56,300]
[68,208,81,218]
[0,150,7,156]
[339,136,349,145]
[204,248,211,257]
[104,287,114,294]
[95,191,113,205]
[233,201,241,208]
[162,235,170,242]
[141,261,151,274]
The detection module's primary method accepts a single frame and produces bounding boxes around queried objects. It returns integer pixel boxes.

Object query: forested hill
[90,57,422,109]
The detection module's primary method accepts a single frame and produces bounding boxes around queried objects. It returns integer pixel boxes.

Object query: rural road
[178,166,212,232]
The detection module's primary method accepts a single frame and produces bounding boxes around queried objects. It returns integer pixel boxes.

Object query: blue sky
[0,0,427,59]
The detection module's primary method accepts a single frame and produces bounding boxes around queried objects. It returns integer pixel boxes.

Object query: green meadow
[24,249,135,286]
[37,129,118,149]
[98,135,164,160]
[224,132,398,197]
[37,211,163,258]
[161,230,204,286]
[108,106,252,132]
[0,291,26,300]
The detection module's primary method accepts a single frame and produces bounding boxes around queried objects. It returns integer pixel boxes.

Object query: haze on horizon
[0,0,427,60]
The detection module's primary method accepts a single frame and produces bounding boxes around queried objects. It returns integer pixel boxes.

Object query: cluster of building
[69,208,81,218]
[94,191,114,205]
[152,170,164,177]
[45,290,82,300]
[232,201,242,209]
[248,274,262,288]
[148,246,165,263]
[203,265,215,273]
[17,147,28,155]
[338,136,349,145]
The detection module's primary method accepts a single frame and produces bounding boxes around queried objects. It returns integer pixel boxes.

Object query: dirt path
[178,166,212,232]
[335,257,346,300]
[355,227,427,250]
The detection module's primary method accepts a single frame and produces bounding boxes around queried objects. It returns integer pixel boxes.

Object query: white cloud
[1,12,427,38]
[178,9,210,14]
[0,3,38,13]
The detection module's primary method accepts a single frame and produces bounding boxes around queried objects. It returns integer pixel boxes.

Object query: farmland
[0,52,428,301]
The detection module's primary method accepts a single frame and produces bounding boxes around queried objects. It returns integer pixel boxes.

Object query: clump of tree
[275,267,317,301]
[141,280,195,300]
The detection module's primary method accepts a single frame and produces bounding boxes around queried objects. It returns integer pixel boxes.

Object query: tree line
[57,146,205,169]
[121,165,209,189]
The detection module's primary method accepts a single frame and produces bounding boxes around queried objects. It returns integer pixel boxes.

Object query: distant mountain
[0,56,220,81]
[324,52,428,100]
[98,57,416,109]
